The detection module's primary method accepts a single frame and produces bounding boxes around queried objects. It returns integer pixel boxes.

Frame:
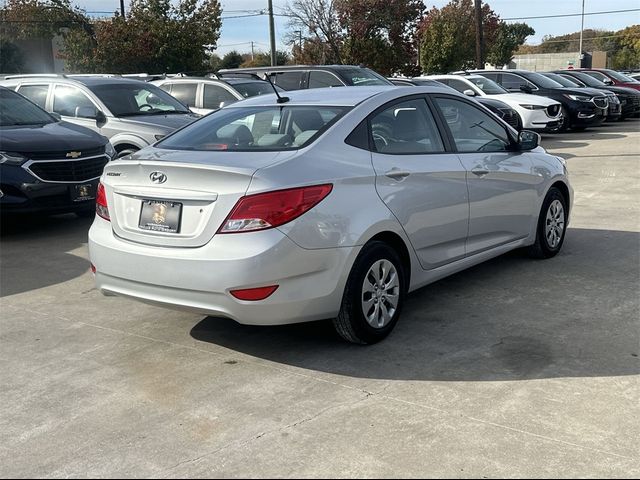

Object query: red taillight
[96,182,110,221]
[230,285,278,301]
[90,263,96,274]
[218,184,333,233]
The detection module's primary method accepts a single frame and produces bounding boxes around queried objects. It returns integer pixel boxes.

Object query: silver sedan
[89,85,572,344]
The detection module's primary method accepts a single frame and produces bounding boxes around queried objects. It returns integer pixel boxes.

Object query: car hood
[116,113,199,131]
[602,85,640,96]
[492,92,558,106]
[0,120,106,153]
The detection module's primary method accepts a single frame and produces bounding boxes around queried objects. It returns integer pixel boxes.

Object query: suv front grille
[593,96,608,109]
[498,108,520,129]
[20,146,106,161]
[27,156,109,183]
[546,104,560,117]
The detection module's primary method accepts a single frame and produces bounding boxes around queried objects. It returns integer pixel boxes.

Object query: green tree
[486,22,535,67]
[240,51,290,68]
[219,50,244,69]
[417,0,502,73]
[285,0,343,64]
[0,39,24,72]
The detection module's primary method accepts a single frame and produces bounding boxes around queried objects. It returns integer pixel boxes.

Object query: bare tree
[284,0,343,64]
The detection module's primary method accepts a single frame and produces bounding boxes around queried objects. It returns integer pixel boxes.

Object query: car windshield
[525,72,564,89]
[467,76,508,94]
[567,71,602,87]
[156,105,350,152]
[89,82,191,116]
[338,68,392,86]
[0,88,54,126]
[543,73,580,88]
[232,81,283,98]
[605,70,639,83]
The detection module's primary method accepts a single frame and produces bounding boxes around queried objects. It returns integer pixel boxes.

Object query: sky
[71,0,640,56]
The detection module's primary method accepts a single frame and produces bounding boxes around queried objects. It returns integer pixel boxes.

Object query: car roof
[219,65,375,73]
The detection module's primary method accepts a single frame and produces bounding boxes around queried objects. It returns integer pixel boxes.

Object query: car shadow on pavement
[0,214,92,297]
[191,227,639,382]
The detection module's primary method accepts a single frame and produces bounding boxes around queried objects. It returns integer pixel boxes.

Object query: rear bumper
[89,217,358,325]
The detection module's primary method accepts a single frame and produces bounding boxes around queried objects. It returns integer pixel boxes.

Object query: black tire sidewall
[537,188,568,255]
[342,242,406,344]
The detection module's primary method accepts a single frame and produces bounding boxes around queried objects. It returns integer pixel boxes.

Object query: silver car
[89,85,572,344]
[0,75,199,157]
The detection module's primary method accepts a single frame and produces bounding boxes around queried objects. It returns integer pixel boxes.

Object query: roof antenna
[262,73,289,103]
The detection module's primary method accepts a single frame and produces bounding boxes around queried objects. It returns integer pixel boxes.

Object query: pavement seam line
[12,305,637,462]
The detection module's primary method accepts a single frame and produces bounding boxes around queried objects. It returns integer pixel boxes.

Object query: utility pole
[267,0,276,66]
[474,0,483,69]
[119,0,125,17]
[578,0,585,67]
[251,41,255,61]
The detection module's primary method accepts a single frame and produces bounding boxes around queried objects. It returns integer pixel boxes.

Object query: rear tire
[528,187,568,259]
[333,241,406,344]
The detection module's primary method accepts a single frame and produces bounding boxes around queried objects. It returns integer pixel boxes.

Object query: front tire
[333,241,406,344]
[557,106,570,132]
[528,187,568,259]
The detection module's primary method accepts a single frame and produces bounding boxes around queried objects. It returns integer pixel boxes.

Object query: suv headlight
[105,142,116,160]
[0,152,27,166]
[519,104,546,110]
[563,94,592,102]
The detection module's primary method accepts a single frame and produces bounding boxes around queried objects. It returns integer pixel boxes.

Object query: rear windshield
[0,88,54,126]
[338,68,392,86]
[156,105,350,151]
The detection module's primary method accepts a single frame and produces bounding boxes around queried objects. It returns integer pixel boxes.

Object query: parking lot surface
[1,120,639,478]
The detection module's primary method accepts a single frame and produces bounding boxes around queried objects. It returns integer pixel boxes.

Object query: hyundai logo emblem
[149,171,167,184]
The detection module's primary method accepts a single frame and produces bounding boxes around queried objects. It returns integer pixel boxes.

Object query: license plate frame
[71,183,96,202]
[138,199,182,233]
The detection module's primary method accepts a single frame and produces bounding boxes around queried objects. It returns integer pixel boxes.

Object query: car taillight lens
[218,184,333,233]
[96,182,110,221]
[230,285,278,301]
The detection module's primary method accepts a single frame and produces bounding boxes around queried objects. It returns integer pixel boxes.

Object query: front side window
[370,98,444,154]
[52,85,95,117]
[308,71,344,89]
[584,71,610,83]
[271,72,305,90]
[499,73,533,91]
[466,76,508,94]
[203,84,237,109]
[435,97,511,153]
[0,88,54,126]
[156,105,349,152]
[17,84,48,108]
[448,79,479,95]
[90,83,190,116]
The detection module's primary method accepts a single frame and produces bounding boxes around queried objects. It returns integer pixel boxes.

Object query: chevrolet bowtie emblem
[66,151,81,158]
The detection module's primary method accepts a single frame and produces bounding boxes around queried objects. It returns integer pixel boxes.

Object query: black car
[218,65,393,91]
[539,72,621,122]
[0,87,114,216]
[389,77,521,130]
[551,70,640,120]
[471,69,607,131]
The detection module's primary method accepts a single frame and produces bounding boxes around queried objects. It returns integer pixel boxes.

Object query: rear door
[369,96,469,269]
[432,95,539,255]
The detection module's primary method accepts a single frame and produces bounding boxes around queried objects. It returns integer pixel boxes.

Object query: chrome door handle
[471,168,490,177]
[385,168,411,180]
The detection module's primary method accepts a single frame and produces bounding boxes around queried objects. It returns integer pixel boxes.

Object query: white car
[423,74,562,131]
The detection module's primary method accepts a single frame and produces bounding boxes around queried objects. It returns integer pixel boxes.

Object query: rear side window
[271,72,304,90]
[17,84,48,108]
[170,83,197,107]
[156,105,350,152]
[584,71,609,82]
[370,98,444,154]
[308,71,344,89]
[500,73,535,91]
[203,84,237,109]
[52,85,95,117]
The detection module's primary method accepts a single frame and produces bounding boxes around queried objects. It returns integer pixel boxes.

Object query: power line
[504,8,640,21]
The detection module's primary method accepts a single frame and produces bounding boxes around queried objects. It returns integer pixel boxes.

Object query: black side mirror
[518,130,540,151]
[96,110,107,125]
[519,84,533,94]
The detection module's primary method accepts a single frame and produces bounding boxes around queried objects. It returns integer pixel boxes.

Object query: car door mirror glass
[463,89,476,97]
[519,84,533,93]
[518,130,540,150]
[75,105,98,118]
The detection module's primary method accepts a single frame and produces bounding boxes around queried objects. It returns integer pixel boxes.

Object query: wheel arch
[365,231,412,289]
[549,180,571,214]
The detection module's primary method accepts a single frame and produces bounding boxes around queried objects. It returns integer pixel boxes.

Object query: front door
[432,95,539,255]
[370,97,469,270]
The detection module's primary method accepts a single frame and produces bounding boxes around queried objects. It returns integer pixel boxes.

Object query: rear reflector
[96,182,110,221]
[90,263,96,274]
[219,184,333,233]
[230,285,278,301]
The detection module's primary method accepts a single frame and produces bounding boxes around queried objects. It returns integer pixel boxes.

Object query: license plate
[138,200,182,233]
[71,183,95,202]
